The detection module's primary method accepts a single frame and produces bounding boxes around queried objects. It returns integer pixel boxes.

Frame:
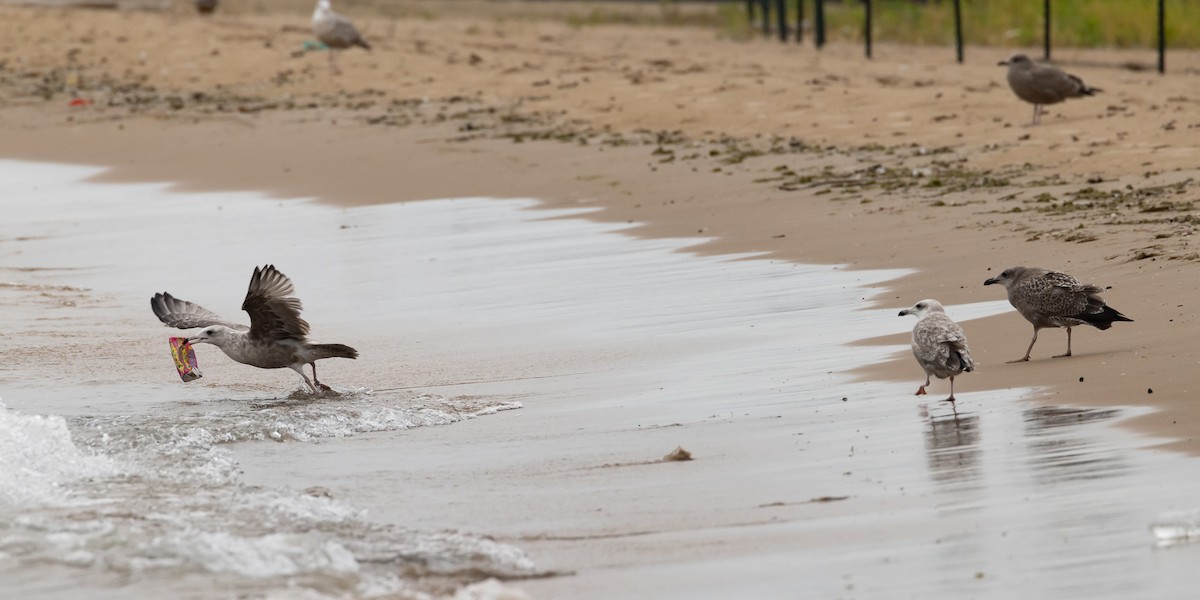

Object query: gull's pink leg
[916,375,930,396]
[311,362,333,392]
[1053,327,1073,358]
[1009,327,1039,363]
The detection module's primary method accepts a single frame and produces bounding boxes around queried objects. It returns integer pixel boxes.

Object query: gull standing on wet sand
[999,54,1100,125]
[312,0,371,74]
[151,265,358,393]
[985,266,1132,363]
[899,299,974,403]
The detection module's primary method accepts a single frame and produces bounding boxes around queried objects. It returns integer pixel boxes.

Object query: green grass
[779,0,1199,49]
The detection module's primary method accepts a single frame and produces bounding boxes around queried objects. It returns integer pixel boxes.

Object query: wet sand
[9,164,1199,598]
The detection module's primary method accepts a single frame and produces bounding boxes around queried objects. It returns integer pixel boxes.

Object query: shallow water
[2,160,1199,598]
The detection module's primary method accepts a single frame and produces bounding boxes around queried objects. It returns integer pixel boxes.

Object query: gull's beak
[984,277,999,285]
[997,59,1009,66]
[898,309,909,317]
[181,337,190,344]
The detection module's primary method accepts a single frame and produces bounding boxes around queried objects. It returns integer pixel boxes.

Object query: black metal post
[795,0,804,44]
[775,0,788,41]
[746,0,757,27]
[815,0,825,49]
[761,0,771,36]
[1043,0,1051,61]
[864,0,872,59]
[953,0,963,63]
[1157,0,1166,73]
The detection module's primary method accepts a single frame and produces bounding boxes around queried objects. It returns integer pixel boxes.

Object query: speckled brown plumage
[899,299,974,403]
[985,266,1131,362]
[999,54,1099,125]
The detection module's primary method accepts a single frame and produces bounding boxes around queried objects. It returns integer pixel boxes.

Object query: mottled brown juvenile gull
[898,299,974,403]
[999,54,1100,125]
[151,265,358,393]
[984,266,1132,363]
[312,0,371,74]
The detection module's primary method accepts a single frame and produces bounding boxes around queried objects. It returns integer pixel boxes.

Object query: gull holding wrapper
[169,336,203,382]
[152,265,358,393]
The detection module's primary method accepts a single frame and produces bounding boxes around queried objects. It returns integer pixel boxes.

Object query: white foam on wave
[0,401,119,507]
[75,393,518,458]
[0,390,536,597]
[130,532,359,577]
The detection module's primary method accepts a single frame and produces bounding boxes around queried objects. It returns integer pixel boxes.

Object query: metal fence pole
[953,0,963,63]
[864,0,872,58]
[1158,0,1166,73]
[1043,0,1051,61]
[761,0,771,36]
[746,0,757,27]
[815,0,825,48]
[775,0,788,41]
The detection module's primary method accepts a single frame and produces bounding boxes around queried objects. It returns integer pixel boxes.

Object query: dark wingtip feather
[1078,305,1132,330]
[151,292,170,323]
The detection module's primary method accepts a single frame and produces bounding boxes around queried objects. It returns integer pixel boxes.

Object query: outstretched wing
[242,264,310,343]
[151,292,247,330]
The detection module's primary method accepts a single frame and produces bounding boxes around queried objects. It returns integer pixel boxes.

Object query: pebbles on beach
[663,446,693,462]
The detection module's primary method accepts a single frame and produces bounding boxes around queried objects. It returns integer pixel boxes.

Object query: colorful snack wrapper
[169,337,203,382]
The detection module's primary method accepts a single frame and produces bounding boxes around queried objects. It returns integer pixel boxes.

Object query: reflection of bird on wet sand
[924,412,981,485]
[151,265,358,394]
[1023,406,1125,484]
[899,299,974,404]
[985,267,1132,363]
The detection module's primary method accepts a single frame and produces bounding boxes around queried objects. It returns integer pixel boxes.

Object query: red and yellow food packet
[169,337,202,382]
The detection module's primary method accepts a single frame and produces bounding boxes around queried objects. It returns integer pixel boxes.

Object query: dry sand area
[1,1,1198,448]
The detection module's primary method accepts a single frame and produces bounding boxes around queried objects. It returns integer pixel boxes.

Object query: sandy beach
[2,1,1200,597]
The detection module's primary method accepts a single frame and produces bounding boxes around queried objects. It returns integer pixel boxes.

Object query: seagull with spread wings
[151,265,358,393]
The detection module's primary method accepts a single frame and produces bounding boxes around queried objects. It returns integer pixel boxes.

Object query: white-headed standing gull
[899,299,974,403]
[312,0,371,74]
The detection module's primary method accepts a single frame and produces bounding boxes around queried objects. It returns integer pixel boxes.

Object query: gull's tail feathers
[310,343,358,360]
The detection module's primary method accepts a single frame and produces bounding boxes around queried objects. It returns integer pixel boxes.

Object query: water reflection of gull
[924,413,982,487]
[1024,407,1127,484]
